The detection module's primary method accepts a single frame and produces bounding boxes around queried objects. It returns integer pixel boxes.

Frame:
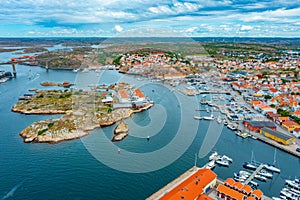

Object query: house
[157,168,217,200]
[260,127,296,145]
[101,96,113,104]
[118,89,131,104]
[282,120,300,132]
[216,178,264,200]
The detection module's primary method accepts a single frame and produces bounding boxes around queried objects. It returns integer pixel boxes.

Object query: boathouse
[260,127,296,145]
[244,121,276,132]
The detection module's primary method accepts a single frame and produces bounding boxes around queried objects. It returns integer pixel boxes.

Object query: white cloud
[240,25,253,31]
[114,25,123,32]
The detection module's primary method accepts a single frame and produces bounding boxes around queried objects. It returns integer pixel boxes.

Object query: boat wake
[2,182,22,199]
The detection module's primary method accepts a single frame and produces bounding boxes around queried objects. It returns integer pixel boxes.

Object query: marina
[0,64,299,199]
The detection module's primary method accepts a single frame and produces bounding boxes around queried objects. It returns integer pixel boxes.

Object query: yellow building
[282,120,300,132]
[260,127,296,145]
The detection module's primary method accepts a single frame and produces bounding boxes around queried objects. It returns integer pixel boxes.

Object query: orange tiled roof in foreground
[217,184,245,200]
[160,169,216,200]
[252,189,263,199]
[224,178,235,187]
[197,194,214,200]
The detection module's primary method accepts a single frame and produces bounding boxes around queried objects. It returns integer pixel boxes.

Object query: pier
[249,131,300,158]
[244,164,264,185]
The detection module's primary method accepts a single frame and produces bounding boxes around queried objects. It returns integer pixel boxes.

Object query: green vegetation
[277,108,290,117]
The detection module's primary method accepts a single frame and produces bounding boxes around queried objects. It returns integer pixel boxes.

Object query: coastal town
[1,39,300,200]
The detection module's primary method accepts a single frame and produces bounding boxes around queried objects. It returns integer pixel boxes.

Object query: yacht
[263,164,280,173]
[73,68,80,72]
[194,116,203,120]
[243,162,257,170]
[254,175,267,182]
[215,158,230,167]
[203,114,214,120]
[258,169,273,179]
[239,170,251,177]
[286,179,300,190]
[221,155,233,163]
[209,152,218,160]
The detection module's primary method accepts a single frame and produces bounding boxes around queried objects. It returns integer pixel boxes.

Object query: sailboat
[263,148,280,173]
[243,151,258,170]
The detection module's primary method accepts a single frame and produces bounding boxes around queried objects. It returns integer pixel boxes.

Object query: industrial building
[243,121,276,132]
[260,127,296,145]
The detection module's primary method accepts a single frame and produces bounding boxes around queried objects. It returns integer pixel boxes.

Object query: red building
[243,121,276,132]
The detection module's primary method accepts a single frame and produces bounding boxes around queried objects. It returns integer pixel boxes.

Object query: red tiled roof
[160,169,217,200]
[224,178,235,187]
[252,189,263,199]
[118,89,129,99]
[217,184,245,200]
[197,194,214,200]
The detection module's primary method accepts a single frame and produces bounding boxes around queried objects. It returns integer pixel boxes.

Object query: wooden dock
[244,164,264,185]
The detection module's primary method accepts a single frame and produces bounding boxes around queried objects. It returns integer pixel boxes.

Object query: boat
[227,124,238,131]
[254,174,267,182]
[215,158,230,167]
[194,116,202,120]
[249,181,259,187]
[263,148,281,173]
[221,155,233,163]
[203,114,214,120]
[73,68,80,72]
[281,188,300,197]
[243,162,257,170]
[217,116,222,124]
[280,189,299,200]
[263,164,280,173]
[205,160,216,170]
[286,179,300,190]
[206,107,210,113]
[239,170,251,177]
[224,121,228,126]
[258,169,273,179]
[234,173,247,181]
[0,77,9,83]
[209,152,218,160]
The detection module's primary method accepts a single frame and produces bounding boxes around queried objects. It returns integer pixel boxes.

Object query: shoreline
[18,104,153,144]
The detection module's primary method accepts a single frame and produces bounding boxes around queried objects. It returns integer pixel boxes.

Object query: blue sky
[0,0,299,37]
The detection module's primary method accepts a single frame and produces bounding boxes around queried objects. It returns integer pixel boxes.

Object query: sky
[0,0,299,37]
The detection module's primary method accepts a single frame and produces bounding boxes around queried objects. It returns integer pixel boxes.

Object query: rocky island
[112,121,129,142]
[13,82,153,143]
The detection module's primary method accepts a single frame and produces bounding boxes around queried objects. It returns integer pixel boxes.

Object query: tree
[264,95,272,100]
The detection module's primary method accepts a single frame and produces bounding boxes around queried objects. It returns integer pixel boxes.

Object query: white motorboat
[286,179,300,190]
[239,170,251,177]
[209,152,218,160]
[215,158,230,167]
[203,114,214,120]
[221,155,233,163]
[205,160,216,170]
[254,174,267,182]
[217,116,222,124]
[258,169,273,179]
[194,116,203,120]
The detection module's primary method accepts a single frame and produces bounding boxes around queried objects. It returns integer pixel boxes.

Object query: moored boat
[209,151,218,160]
[254,174,267,182]
[215,158,229,167]
[203,114,214,120]
[263,164,280,173]
[243,162,257,170]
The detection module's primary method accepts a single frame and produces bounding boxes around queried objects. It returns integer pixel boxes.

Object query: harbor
[0,64,299,199]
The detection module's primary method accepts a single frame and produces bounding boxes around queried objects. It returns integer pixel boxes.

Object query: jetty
[244,164,264,185]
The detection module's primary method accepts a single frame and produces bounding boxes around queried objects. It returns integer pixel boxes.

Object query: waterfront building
[148,168,217,200]
[260,127,296,145]
[281,120,300,132]
[244,121,276,132]
[117,89,131,104]
[217,178,264,200]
